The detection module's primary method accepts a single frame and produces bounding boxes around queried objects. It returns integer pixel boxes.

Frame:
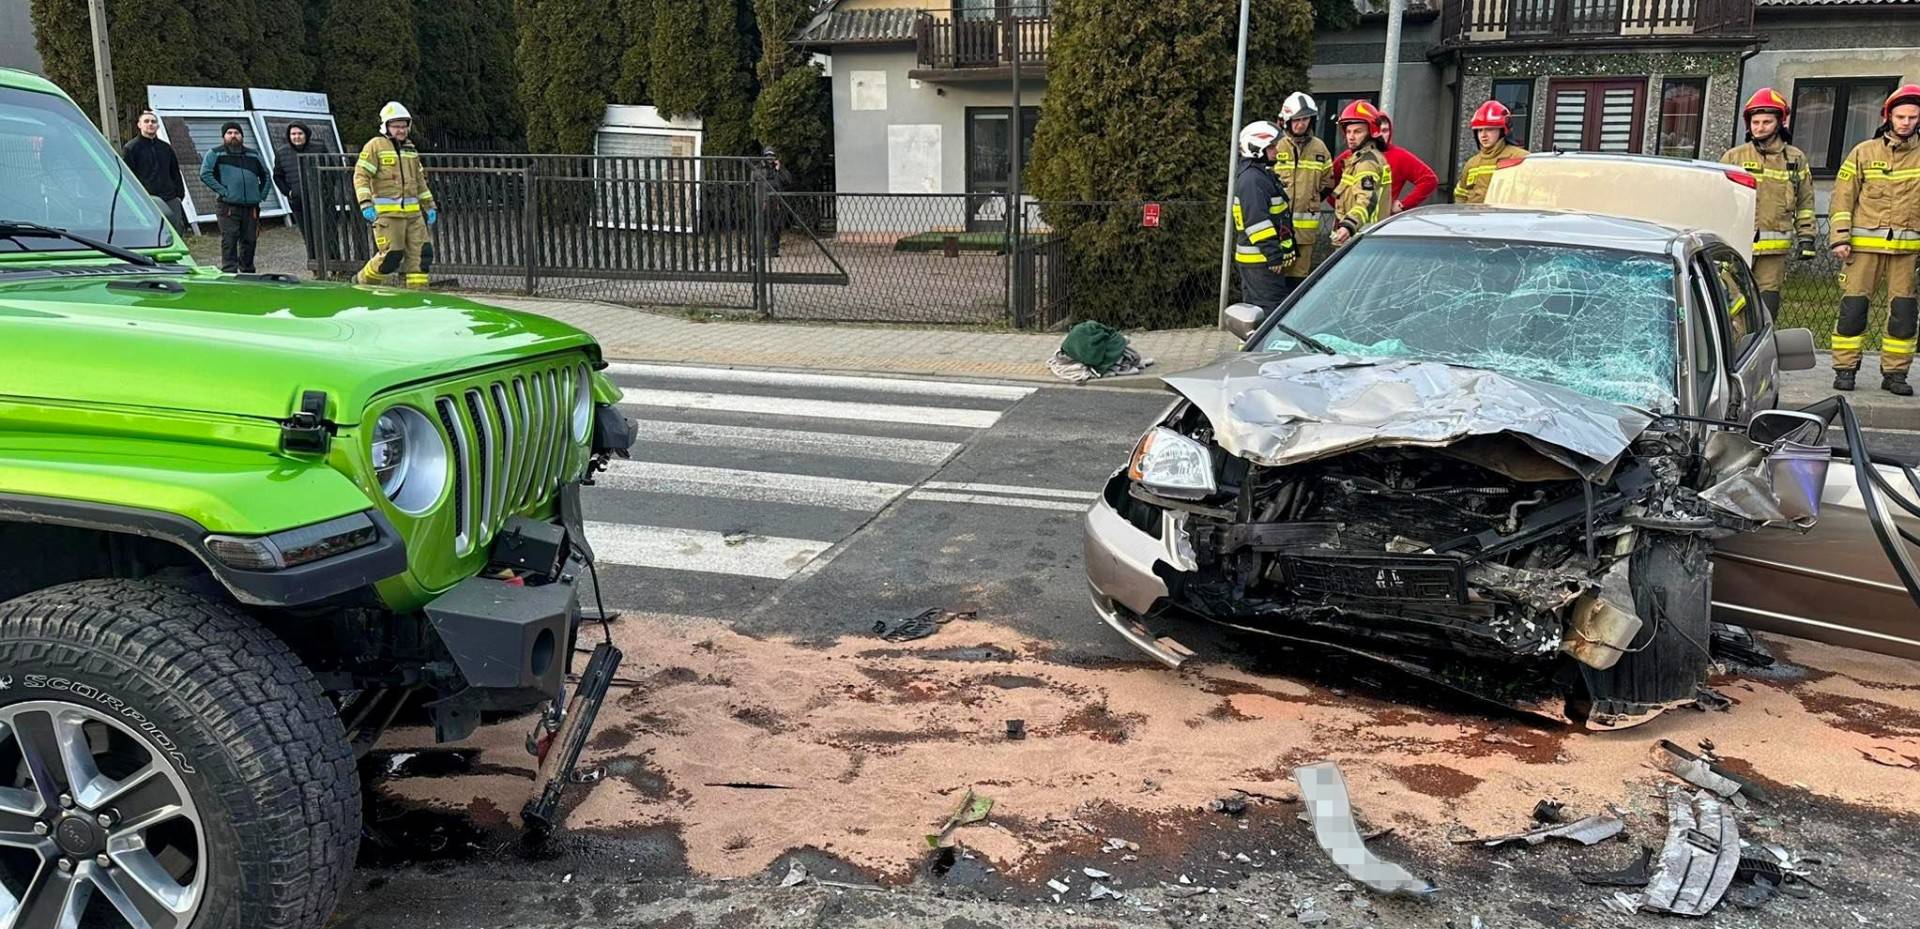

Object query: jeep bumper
[425,567,580,714]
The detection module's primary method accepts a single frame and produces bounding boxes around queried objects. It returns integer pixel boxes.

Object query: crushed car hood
[1161,353,1655,480]
[0,275,598,424]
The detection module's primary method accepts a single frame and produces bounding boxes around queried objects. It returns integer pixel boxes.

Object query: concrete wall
[1308,15,1454,182]
[826,44,1045,198]
[0,0,44,74]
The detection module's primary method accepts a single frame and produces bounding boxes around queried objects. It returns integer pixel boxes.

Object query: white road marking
[619,388,1003,430]
[597,460,907,510]
[919,481,1098,501]
[630,419,960,466]
[605,362,1036,401]
[907,490,1090,512]
[584,521,830,579]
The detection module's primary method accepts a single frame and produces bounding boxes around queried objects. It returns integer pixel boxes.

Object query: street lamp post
[1215,0,1252,326]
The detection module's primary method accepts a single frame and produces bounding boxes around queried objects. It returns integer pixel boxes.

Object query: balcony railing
[1438,0,1754,43]
[915,13,1050,72]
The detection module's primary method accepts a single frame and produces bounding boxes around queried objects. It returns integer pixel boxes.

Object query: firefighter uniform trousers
[1722,138,1814,313]
[353,135,437,288]
[1273,135,1332,282]
[1829,131,1920,373]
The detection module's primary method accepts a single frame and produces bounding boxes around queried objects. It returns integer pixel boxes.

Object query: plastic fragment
[1634,790,1741,916]
[1293,761,1437,897]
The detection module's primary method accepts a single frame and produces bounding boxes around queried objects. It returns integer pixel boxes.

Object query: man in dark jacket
[122,110,187,233]
[1231,121,1298,311]
[756,147,794,257]
[273,122,318,260]
[198,121,271,273]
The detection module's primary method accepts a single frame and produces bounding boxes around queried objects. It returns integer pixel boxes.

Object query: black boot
[1834,369,1857,391]
[1884,372,1915,396]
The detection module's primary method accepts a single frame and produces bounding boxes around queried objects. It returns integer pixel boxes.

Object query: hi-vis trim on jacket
[1754,230,1794,254]
[1829,131,1920,252]
[1725,140,1813,245]
[1453,141,1527,204]
[353,135,436,214]
[1273,135,1333,232]
[1233,161,1296,267]
[1333,148,1390,232]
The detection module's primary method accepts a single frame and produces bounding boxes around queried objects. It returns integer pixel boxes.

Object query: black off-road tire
[0,578,360,929]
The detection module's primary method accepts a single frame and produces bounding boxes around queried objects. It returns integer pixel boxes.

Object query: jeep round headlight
[1128,427,1218,500]
[371,405,448,514]
[571,364,592,442]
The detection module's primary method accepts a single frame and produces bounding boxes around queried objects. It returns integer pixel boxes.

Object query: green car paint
[0,67,618,613]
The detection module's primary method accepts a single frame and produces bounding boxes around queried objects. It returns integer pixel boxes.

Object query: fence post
[308,156,329,281]
[751,166,770,318]
[521,163,538,296]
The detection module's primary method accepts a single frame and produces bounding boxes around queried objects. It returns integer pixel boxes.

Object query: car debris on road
[1293,761,1438,897]
[1457,811,1624,849]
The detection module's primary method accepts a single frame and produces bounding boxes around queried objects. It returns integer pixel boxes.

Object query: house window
[1658,78,1707,159]
[1793,78,1898,176]
[1491,79,1534,147]
[1547,79,1645,152]
[1319,91,1378,153]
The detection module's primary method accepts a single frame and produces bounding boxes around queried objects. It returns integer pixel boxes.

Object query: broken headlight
[1128,427,1217,500]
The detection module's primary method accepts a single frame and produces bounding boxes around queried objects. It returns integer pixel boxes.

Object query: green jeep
[0,70,634,928]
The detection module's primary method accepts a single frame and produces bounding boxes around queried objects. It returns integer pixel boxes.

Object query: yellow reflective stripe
[1796,210,1815,219]
[1293,218,1320,231]
[1453,185,1470,199]
[1851,236,1920,252]
[1831,334,1867,349]
[1753,239,1792,254]
[1729,296,1747,317]
[1885,337,1919,354]
[1231,203,1245,229]
[1248,225,1278,243]
[404,273,430,284]
[1837,163,1859,180]
[1871,167,1920,180]
[373,202,422,214]
[1831,211,1852,223]
[1234,246,1269,264]
[1463,165,1498,181]
[356,158,377,174]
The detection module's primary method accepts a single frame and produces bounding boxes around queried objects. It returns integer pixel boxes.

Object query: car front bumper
[1083,476,1199,668]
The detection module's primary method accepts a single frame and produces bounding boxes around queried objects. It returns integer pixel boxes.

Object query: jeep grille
[432,362,581,557]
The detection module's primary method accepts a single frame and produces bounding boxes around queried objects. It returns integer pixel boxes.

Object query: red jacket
[1327,144,1439,211]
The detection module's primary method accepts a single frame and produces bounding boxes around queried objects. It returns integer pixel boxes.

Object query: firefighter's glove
[426,208,438,226]
[1797,236,1816,261]
[361,205,377,223]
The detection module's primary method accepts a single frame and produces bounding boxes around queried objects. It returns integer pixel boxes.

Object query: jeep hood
[1160,353,1655,480]
[0,276,598,423]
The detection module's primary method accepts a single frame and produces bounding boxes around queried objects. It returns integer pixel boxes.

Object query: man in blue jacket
[198,121,271,273]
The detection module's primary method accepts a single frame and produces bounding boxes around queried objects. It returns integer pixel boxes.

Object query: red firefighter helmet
[1742,87,1790,124]
[1885,84,1920,120]
[1469,100,1512,132]
[1337,99,1382,137]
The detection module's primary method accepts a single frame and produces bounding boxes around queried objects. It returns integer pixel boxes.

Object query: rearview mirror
[1775,327,1817,371]
[1223,303,1263,340]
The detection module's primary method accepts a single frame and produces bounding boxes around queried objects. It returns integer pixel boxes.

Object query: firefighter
[1453,100,1528,205]
[1721,88,1816,320]
[1329,100,1390,247]
[1232,120,1298,311]
[354,101,437,288]
[1273,93,1333,291]
[1828,84,1920,394]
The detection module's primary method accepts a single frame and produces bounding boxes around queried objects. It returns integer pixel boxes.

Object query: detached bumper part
[1084,491,1197,666]
[425,571,579,740]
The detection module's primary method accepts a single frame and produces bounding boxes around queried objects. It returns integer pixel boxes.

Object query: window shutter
[1551,89,1587,151]
[1597,87,1638,152]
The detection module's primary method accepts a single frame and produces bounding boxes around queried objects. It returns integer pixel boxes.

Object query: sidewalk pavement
[488,296,1920,430]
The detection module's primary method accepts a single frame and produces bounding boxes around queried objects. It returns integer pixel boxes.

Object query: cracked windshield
[1261,237,1680,409]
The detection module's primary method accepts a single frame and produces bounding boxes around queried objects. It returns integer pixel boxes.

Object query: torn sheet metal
[1293,761,1437,897]
[1634,790,1741,916]
[1700,429,1832,527]
[1561,561,1642,671]
[1654,740,1758,804]
[1159,354,1654,481]
[1574,846,1656,888]
[1457,813,1625,849]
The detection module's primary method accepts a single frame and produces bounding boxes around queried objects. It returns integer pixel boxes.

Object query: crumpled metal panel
[1160,354,1654,480]
[1700,430,1832,527]
[1634,789,1741,916]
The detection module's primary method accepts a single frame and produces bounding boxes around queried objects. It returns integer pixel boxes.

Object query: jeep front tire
[0,579,359,929]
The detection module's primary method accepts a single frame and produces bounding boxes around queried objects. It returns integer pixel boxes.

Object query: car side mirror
[1223,303,1264,340]
[1775,327,1817,371]
[1747,408,1829,447]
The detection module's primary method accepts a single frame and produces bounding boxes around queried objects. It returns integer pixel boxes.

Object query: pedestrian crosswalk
[580,364,1096,616]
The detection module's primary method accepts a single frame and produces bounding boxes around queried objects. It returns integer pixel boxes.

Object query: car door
[1698,245,1780,418]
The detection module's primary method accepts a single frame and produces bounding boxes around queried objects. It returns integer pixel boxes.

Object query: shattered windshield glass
[1262,237,1679,409]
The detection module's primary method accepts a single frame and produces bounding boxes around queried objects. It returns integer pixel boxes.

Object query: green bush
[515,0,622,153]
[649,0,757,156]
[321,0,420,135]
[415,0,522,146]
[750,0,830,187]
[252,0,316,91]
[1028,0,1314,329]
[31,0,243,136]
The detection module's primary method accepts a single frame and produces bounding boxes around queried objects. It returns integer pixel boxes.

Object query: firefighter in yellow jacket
[1273,92,1332,289]
[1721,88,1816,320]
[1329,100,1390,247]
[1828,84,1920,395]
[354,101,436,287]
[1453,100,1528,204]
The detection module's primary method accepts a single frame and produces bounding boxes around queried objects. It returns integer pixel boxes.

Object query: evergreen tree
[321,0,421,137]
[514,0,621,153]
[749,0,830,185]
[1026,0,1315,327]
[252,0,317,90]
[614,0,653,104]
[30,0,230,135]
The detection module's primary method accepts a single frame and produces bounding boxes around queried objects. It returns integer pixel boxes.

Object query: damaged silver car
[1084,207,1913,729]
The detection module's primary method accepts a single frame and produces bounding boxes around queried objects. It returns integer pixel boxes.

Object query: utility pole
[1007,7,1024,326]
[87,0,120,141]
[1380,0,1404,119]
[1216,0,1251,325]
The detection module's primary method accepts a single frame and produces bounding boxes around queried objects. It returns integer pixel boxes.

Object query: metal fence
[294,149,1859,334]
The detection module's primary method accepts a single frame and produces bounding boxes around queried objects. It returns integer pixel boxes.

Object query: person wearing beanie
[197,120,270,272]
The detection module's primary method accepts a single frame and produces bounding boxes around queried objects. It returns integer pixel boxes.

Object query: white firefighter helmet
[1279,92,1319,125]
[378,101,413,131]
[1238,120,1282,160]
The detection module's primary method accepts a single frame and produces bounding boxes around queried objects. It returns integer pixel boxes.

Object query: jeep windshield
[1260,236,1680,409]
[0,84,170,252]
